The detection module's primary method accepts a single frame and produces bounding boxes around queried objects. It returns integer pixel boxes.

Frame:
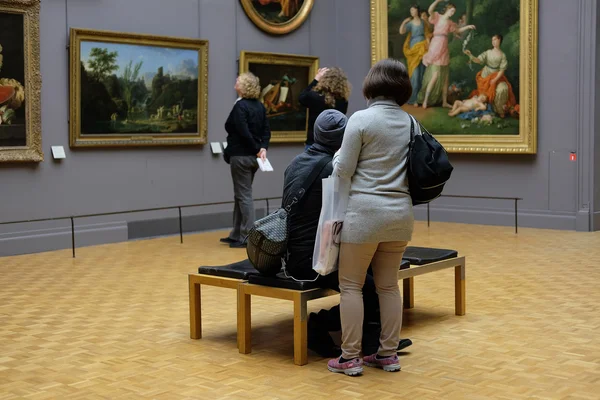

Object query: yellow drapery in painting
[402,33,428,78]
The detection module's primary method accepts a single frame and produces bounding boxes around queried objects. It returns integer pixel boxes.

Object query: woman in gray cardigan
[328,59,415,376]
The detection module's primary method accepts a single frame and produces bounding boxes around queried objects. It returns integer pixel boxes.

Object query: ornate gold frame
[239,51,318,143]
[69,28,208,148]
[0,0,42,162]
[240,0,314,35]
[370,0,538,154]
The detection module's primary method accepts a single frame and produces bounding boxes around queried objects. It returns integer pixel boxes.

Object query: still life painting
[240,0,314,35]
[0,0,42,162]
[70,28,208,148]
[239,51,318,142]
[371,0,538,153]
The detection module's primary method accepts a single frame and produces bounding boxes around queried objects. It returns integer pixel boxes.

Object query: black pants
[228,156,258,242]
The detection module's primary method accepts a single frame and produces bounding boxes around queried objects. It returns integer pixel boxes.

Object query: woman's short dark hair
[362,58,412,106]
[493,34,504,44]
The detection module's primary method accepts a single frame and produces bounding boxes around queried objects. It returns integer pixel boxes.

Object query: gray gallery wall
[0,0,598,256]
[595,0,600,229]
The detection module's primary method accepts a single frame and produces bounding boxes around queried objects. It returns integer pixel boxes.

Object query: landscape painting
[0,0,42,162]
[371,0,538,154]
[239,51,318,142]
[240,0,314,35]
[70,28,208,148]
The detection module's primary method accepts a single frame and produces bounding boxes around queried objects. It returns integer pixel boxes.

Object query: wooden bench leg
[293,292,308,366]
[189,277,201,339]
[403,277,414,309]
[238,284,252,354]
[455,261,466,316]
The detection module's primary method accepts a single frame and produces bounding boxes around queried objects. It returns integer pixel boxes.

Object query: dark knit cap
[313,109,347,151]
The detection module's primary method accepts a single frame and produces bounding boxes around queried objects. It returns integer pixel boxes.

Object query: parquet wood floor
[1,222,599,399]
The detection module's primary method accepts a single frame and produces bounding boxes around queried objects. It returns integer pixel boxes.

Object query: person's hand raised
[315,67,329,81]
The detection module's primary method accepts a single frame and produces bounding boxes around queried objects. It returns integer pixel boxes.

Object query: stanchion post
[71,217,75,258]
[514,199,518,234]
[179,207,183,244]
[266,198,270,215]
[427,203,430,227]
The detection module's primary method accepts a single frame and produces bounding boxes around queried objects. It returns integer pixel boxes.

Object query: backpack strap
[284,156,331,212]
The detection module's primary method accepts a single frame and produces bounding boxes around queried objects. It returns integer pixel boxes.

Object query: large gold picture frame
[370,0,538,154]
[239,51,318,143]
[69,28,208,148]
[0,0,42,162]
[240,0,314,35]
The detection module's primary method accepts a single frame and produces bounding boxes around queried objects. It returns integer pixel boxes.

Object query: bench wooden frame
[188,254,466,366]
[188,274,247,345]
[400,256,466,316]
[237,284,337,366]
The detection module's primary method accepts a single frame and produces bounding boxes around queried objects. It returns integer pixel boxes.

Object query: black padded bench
[189,247,465,366]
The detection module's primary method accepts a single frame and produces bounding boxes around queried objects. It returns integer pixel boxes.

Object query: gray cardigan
[332,97,414,244]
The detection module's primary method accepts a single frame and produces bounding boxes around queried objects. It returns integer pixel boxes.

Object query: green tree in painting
[81,43,199,135]
[121,60,143,118]
[87,48,118,82]
[152,67,166,101]
[465,0,473,23]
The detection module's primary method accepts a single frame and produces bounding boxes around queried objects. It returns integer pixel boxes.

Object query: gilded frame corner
[370,0,538,154]
[239,0,314,35]
[0,0,43,162]
[239,50,319,143]
[69,28,209,148]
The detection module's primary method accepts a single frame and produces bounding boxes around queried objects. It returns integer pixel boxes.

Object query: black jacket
[224,98,271,159]
[281,147,334,280]
[298,80,348,146]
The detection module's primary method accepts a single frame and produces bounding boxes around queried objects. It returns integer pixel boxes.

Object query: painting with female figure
[371,0,538,153]
[239,51,318,142]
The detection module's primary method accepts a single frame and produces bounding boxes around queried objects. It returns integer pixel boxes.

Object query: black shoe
[397,338,413,352]
[220,237,236,244]
[229,241,247,248]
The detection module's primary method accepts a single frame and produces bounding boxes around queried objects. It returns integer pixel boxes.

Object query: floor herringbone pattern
[1,222,599,399]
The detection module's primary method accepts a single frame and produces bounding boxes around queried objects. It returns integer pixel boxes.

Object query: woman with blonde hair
[299,67,351,150]
[222,72,271,248]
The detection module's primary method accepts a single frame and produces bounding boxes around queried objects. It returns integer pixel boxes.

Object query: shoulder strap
[407,114,425,148]
[284,156,331,212]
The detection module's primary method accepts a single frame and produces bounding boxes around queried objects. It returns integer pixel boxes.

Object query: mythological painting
[371,0,538,153]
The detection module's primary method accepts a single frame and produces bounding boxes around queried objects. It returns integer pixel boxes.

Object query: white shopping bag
[312,176,350,276]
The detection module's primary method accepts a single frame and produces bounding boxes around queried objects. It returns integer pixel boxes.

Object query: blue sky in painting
[80,41,198,84]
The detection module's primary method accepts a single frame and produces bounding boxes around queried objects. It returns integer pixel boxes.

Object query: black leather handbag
[246,156,330,276]
[406,115,453,205]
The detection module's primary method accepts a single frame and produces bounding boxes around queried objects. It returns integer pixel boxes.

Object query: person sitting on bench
[281,109,411,357]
